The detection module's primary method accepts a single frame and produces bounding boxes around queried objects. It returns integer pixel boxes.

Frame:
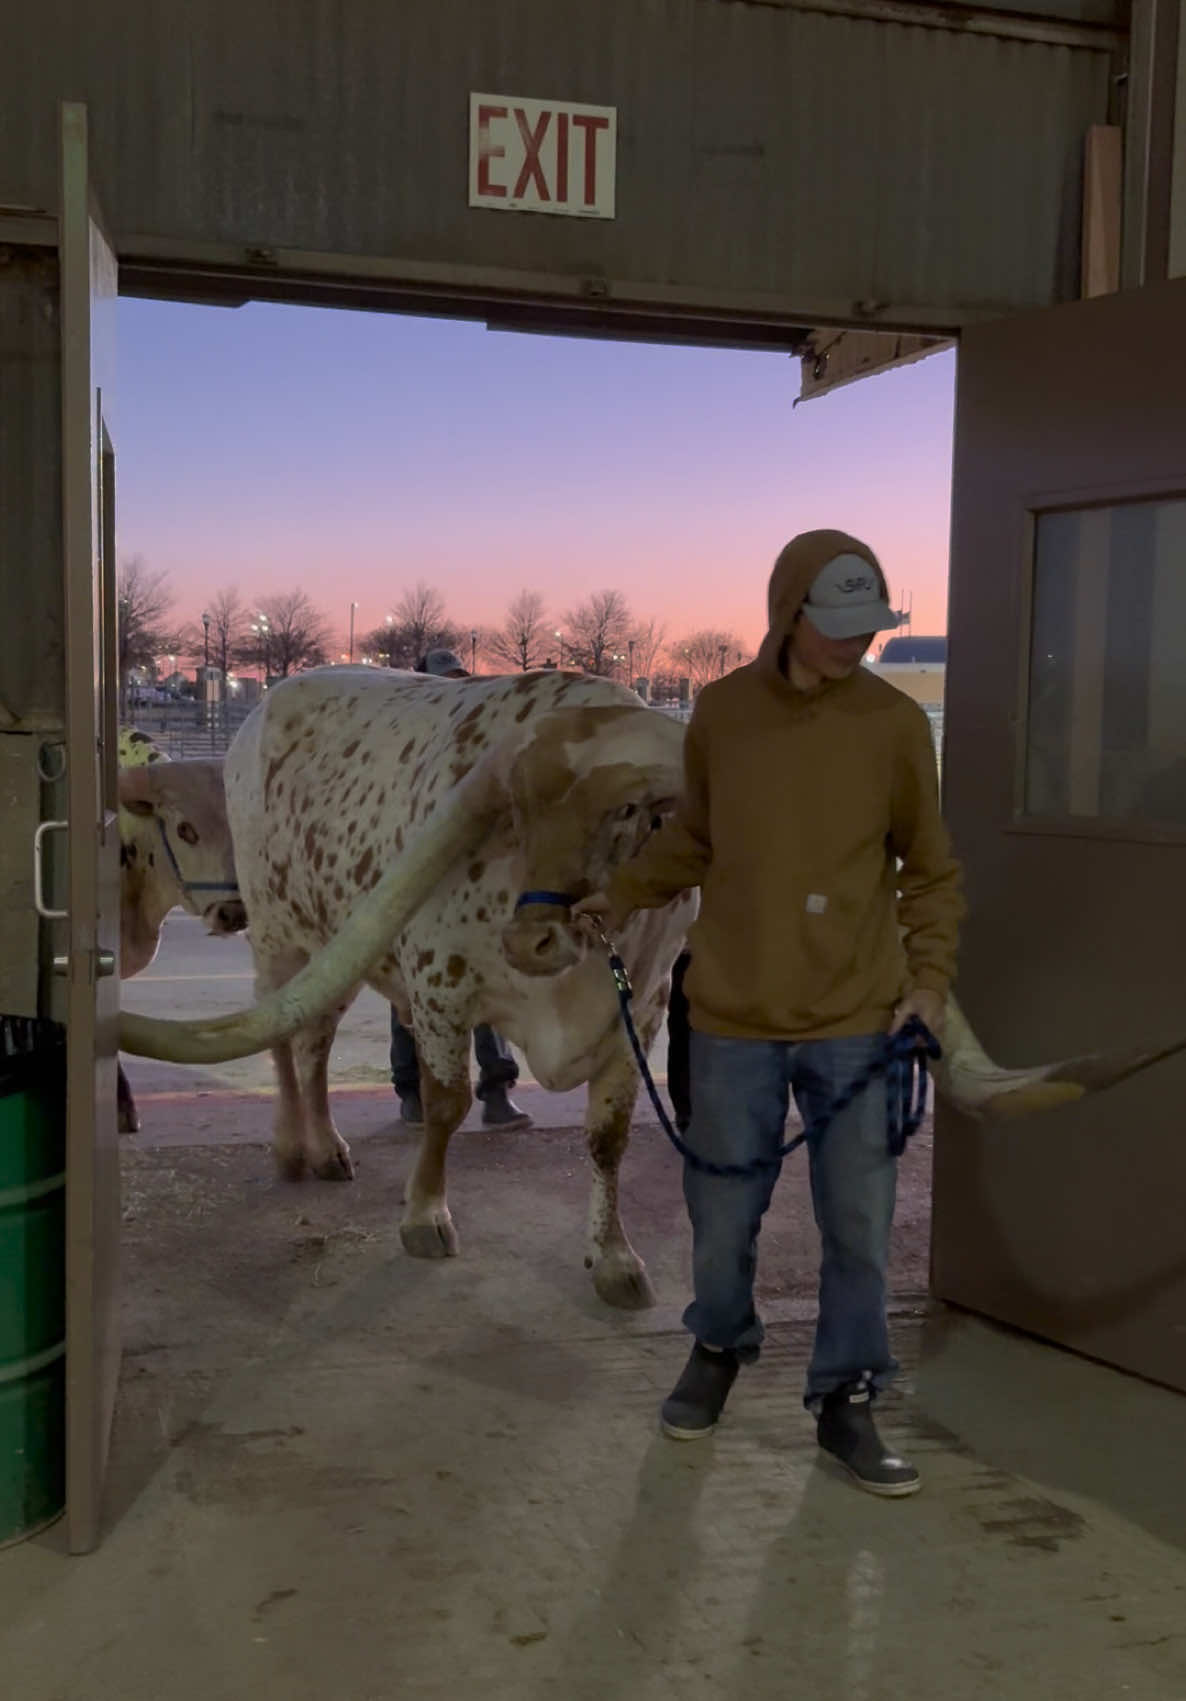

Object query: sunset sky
[116,297,956,655]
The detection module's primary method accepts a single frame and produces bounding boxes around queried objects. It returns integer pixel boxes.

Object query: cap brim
[803,602,902,640]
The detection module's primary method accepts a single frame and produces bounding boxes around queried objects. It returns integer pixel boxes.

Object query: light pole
[250,614,270,685]
[201,611,213,737]
[628,638,635,686]
[554,629,565,667]
[349,600,358,664]
[718,643,728,677]
[470,629,478,675]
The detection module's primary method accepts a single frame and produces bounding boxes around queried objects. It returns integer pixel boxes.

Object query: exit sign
[468,93,617,220]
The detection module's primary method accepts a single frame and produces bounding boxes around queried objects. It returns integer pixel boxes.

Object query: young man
[575,531,963,1496]
[389,647,533,1133]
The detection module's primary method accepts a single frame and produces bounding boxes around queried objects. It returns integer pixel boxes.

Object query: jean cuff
[803,1363,898,1413]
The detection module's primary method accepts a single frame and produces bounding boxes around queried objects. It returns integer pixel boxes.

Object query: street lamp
[470,629,478,675]
[718,643,728,677]
[628,638,635,686]
[554,629,565,667]
[349,600,358,664]
[250,614,270,684]
[202,610,211,668]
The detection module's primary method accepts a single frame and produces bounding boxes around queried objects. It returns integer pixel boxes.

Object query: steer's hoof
[591,1248,656,1311]
[312,1146,355,1182]
[118,1106,140,1135]
[400,1212,460,1260]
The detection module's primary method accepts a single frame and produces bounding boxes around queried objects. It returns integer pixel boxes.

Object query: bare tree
[363,618,406,669]
[484,590,551,671]
[182,586,248,679]
[117,557,180,711]
[669,629,752,692]
[397,581,460,665]
[247,589,334,679]
[562,589,634,677]
[367,581,466,670]
[628,618,666,687]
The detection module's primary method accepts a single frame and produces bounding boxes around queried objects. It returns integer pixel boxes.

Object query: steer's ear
[117,764,161,816]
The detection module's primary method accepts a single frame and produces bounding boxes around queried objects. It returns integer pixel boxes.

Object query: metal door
[934,274,1186,1390]
[58,101,121,1552]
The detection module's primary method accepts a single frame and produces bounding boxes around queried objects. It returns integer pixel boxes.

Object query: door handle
[33,820,68,920]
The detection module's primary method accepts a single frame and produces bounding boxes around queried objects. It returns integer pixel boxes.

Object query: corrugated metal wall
[0,1,1116,326]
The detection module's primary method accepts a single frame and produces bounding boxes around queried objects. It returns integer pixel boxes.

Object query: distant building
[867,635,946,765]
[869,635,946,705]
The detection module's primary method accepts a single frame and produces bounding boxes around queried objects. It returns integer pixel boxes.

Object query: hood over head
[757,530,900,678]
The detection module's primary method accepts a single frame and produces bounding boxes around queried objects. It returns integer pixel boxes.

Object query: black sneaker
[398,1091,425,1129]
[816,1385,920,1497]
[480,1088,532,1131]
[660,1343,740,1440]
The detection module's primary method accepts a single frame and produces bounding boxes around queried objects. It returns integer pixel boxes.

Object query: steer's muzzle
[205,897,248,935]
[503,896,584,978]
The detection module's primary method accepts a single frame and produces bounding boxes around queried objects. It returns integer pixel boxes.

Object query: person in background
[575,531,963,1497]
[389,647,533,1133]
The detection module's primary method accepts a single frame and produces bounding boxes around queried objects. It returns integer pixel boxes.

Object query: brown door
[58,101,122,1552]
[934,274,1186,1391]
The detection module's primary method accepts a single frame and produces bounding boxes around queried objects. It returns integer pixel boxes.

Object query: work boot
[480,1087,532,1131]
[660,1343,740,1440]
[816,1384,920,1497]
[397,1091,424,1129]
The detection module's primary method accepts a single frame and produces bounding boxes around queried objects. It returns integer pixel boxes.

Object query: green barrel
[0,1019,66,1547]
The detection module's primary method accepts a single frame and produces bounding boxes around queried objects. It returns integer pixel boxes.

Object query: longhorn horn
[936,995,1186,1120]
[119,761,503,1065]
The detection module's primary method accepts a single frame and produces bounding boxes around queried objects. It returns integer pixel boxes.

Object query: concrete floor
[2,1086,1186,1700]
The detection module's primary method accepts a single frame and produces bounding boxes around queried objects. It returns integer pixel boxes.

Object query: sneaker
[480,1087,532,1131]
[816,1384,920,1497]
[660,1343,740,1440]
[398,1091,424,1129]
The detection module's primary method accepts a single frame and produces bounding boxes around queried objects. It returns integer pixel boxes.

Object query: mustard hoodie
[608,531,965,1041]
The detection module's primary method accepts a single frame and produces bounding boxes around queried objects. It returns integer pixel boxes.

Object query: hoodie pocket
[789,884,863,1006]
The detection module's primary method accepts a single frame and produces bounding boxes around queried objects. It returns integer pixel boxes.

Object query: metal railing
[122,701,255,759]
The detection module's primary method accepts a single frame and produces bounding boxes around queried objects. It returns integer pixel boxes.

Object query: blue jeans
[389,1009,518,1100]
[681,1029,899,1408]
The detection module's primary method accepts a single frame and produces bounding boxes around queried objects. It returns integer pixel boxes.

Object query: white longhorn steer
[227,667,693,1307]
[116,726,246,1131]
[118,669,1186,1309]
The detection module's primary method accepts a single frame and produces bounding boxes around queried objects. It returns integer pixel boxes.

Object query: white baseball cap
[801,553,902,640]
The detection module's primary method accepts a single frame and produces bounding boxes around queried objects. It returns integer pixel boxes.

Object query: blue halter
[155,818,241,899]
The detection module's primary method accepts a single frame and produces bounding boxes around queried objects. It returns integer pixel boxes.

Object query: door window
[1024,497,1186,827]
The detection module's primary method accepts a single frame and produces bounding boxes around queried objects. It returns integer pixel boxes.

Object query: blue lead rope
[605,943,941,1179]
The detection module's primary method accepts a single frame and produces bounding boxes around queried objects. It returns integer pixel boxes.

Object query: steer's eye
[177,821,199,846]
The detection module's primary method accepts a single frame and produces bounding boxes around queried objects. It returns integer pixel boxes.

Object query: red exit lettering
[470,94,617,220]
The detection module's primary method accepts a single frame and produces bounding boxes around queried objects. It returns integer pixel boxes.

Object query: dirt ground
[118,1096,935,1367]
[8,1093,1186,1701]
[109,1091,933,1531]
